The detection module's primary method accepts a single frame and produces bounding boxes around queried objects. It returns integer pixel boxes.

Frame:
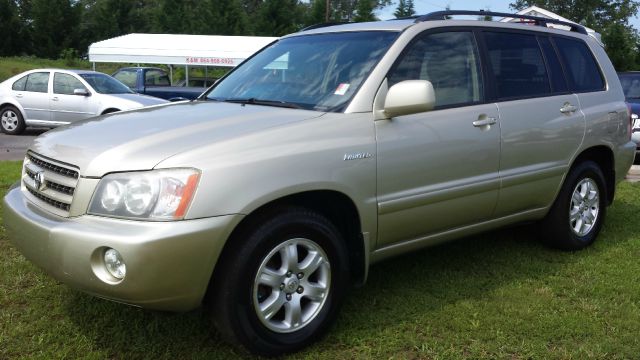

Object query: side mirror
[73,88,90,96]
[384,80,435,118]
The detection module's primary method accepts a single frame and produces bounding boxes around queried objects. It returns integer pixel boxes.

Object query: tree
[29,0,81,58]
[354,0,376,22]
[394,0,415,18]
[509,0,640,30]
[509,1,640,70]
[601,22,639,70]
[0,0,23,56]
[254,0,303,36]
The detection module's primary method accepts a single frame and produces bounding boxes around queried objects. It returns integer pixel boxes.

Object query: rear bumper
[3,185,242,311]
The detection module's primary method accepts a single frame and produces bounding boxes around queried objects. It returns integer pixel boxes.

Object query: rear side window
[485,32,550,100]
[24,72,50,93]
[553,37,605,93]
[145,70,171,86]
[12,75,28,91]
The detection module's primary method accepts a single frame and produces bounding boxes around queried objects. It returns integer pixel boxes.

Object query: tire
[540,161,607,250]
[0,106,26,135]
[208,207,350,356]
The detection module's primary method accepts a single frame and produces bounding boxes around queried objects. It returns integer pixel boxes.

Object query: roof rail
[414,10,588,35]
[299,22,350,32]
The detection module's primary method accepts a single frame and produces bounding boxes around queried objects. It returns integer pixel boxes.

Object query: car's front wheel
[541,160,607,250]
[0,106,25,135]
[208,207,350,356]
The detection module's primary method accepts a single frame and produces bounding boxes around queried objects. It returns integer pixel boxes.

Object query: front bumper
[3,185,242,311]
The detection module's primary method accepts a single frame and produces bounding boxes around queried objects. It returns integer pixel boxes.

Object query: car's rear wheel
[208,207,350,356]
[0,106,25,135]
[540,160,606,250]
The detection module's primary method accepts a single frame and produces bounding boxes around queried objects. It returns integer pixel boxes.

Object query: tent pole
[205,67,208,86]
[169,65,173,85]
[92,62,96,71]
[186,66,189,86]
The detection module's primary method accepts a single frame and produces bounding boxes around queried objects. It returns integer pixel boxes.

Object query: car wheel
[540,160,606,250]
[208,207,350,356]
[0,106,26,135]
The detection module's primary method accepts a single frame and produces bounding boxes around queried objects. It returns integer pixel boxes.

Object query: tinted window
[388,31,483,107]
[113,70,137,88]
[145,70,171,86]
[554,37,604,93]
[24,72,49,93]
[53,73,86,95]
[618,73,640,99]
[12,75,27,91]
[485,32,550,99]
[538,36,568,93]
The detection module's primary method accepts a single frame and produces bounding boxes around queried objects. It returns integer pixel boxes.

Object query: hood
[30,101,324,177]
[100,92,169,108]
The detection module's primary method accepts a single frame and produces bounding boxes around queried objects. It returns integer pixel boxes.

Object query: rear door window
[484,31,551,100]
[538,36,569,94]
[24,72,50,93]
[553,37,605,93]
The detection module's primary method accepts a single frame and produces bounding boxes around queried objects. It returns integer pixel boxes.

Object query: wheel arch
[0,101,27,119]
[570,145,615,205]
[101,108,120,115]
[206,190,367,300]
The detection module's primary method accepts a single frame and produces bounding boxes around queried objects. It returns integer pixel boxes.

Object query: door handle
[16,94,23,98]
[52,97,59,101]
[560,102,577,114]
[473,117,497,127]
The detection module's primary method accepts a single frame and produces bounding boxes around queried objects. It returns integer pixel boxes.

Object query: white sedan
[0,69,169,135]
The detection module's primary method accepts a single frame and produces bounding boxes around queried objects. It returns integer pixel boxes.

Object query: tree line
[0,0,639,71]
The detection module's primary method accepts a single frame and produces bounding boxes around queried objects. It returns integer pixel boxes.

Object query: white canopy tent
[88,33,278,83]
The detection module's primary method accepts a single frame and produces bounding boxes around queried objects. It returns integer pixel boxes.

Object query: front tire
[0,106,25,135]
[208,207,350,356]
[540,161,607,250]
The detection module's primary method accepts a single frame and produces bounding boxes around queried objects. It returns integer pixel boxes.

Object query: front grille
[26,186,71,211]
[27,153,79,179]
[22,152,79,217]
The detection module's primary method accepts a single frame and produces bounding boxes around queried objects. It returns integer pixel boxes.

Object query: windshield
[206,31,398,112]
[80,73,134,94]
[618,73,640,99]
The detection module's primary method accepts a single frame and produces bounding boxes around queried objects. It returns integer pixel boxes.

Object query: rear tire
[540,161,607,250]
[207,207,350,356]
[0,106,25,135]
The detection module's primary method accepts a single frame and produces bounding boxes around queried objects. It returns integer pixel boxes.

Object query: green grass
[2,160,640,359]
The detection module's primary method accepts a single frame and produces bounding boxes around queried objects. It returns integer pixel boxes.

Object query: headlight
[89,168,200,220]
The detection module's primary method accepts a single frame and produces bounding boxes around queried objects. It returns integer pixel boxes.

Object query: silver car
[0,69,168,135]
[3,10,637,356]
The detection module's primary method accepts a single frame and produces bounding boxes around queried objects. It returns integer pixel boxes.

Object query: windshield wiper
[224,98,302,109]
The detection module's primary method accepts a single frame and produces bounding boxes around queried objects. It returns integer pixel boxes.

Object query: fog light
[104,248,126,280]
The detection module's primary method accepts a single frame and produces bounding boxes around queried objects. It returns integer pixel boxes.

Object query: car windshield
[206,31,398,112]
[618,73,640,99]
[80,73,134,94]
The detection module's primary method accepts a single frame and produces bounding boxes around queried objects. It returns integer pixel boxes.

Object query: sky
[375,0,640,30]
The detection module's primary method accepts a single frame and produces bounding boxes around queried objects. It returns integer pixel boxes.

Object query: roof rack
[300,22,350,32]
[414,10,588,35]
